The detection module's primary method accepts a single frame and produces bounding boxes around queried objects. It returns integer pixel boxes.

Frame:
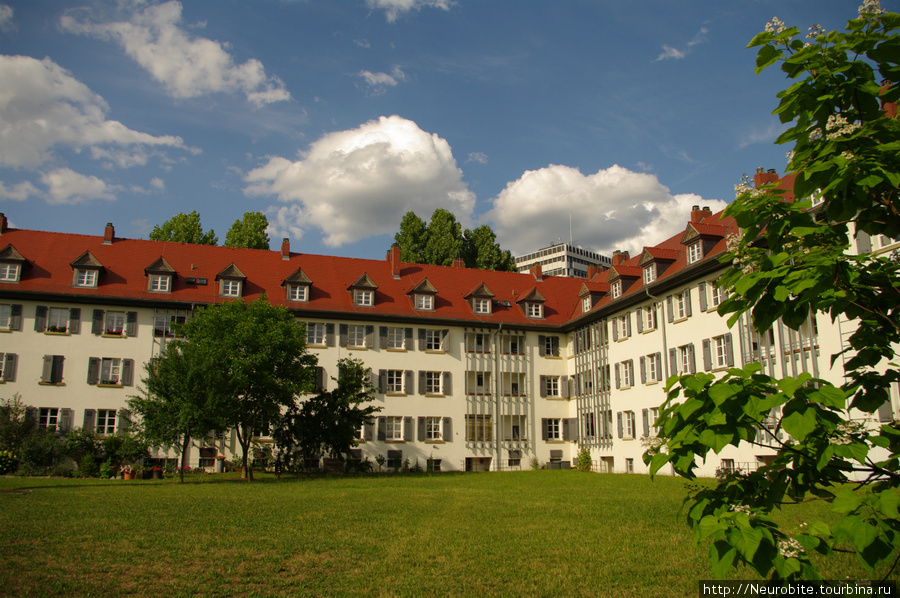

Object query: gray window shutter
[417,328,426,350]
[539,375,547,397]
[699,282,708,312]
[669,348,677,375]
[684,289,692,317]
[877,398,893,422]
[83,409,96,432]
[41,355,53,382]
[642,409,650,437]
[404,417,413,441]
[666,295,674,323]
[636,310,643,334]
[117,408,131,433]
[378,370,386,393]
[626,312,632,337]
[614,363,621,389]
[364,421,374,441]
[339,324,348,347]
[418,371,426,394]
[404,370,413,394]
[560,376,569,397]
[612,320,618,341]
[59,408,74,433]
[87,357,100,384]
[2,353,17,382]
[443,417,452,441]
[541,418,549,440]
[405,328,413,350]
[655,353,663,381]
[122,359,134,386]
[702,339,712,371]
[52,355,64,383]
[379,326,388,349]
[125,312,138,336]
[688,343,696,374]
[10,304,22,331]
[377,417,386,441]
[68,308,81,334]
[34,305,47,332]
[442,372,451,395]
[563,418,577,441]
[725,333,734,367]
[418,417,426,441]
[92,309,104,335]
[441,329,449,349]
[538,335,546,356]
[640,356,646,384]
[365,325,374,348]
[617,412,623,439]
[857,230,871,254]
[325,323,335,347]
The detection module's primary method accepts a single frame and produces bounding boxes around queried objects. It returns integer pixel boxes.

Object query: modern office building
[515,243,611,279]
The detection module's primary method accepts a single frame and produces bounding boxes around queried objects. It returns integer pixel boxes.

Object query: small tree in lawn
[129,348,223,483]
[177,297,316,481]
[273,357,381,473]
[646,4,899,581]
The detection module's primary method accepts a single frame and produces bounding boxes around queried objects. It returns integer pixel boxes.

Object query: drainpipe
[493,322,503,471]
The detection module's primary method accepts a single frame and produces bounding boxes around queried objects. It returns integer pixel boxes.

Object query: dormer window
[610,281,622,299]
[355,289,374,307]
[283,267,312,304]
[687,242,703,264]
[0,263,20,282]
[216,263,246,299]
[70,251,103,288]
[148,274,170,292]
[75,269,98,288]
[473,298,491,314]
[526,303,543,319]
[643,264,656,285]
[582,296,592,313]
[415,294,434,311]
[288,285,308,302]
[221,279,241,297]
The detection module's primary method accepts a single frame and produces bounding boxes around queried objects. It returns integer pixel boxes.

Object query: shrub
[575,445,593,472]
[79,454,98,478]
[20,428,67,474]
[0,450,19,475]
[65,427,99,463]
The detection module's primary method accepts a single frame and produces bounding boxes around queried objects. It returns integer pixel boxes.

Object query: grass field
[0,471,873,597]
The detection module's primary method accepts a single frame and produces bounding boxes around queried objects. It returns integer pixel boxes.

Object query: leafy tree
[225,211,271,249]
[423,208,464,267]
[0,394,36,455]
[273,357,381,473]
[176,297,317,481]
[462,225,516,272]
[129,347,224,483]
[394,211,428,264]
[149,211,218,245]
[646,5,900,581]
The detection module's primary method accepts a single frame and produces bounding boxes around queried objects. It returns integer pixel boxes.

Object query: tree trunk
[179,434,191,484]
[235,427,253,482]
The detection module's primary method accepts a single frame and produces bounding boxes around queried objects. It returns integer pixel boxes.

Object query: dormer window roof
[465,283,494,315]
[283,267,312,302]
[71,251,104,288]
[407,278,437,311]
[216,263,246,298]
[578,281,607,314]
[145,257,176,293]
[0,244,27,283]
[516,288,546,319]
[348,273,377,306]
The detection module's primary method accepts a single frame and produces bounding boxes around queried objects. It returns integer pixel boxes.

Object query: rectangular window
[546,418,561,441]
[626,458,634,473]
[0,263,20,282]
[584,412,596,438]
[543,335,559,357]
[714,335,729,368]
[646,354,658,383]
[100,358,121,384]
[643,306,656,331]
[306,323,325,345]
[465,414,493,442]
[425,329,443,351]
[582,296,592,312]
[501,415,526,441]
[386,416,404,441]
[619,315,629,339]
[220,279,241,297]
[688,242,702,264]
[288,285,308,302]
[711,283,726,308]
[39,408,59,428]
[424,371,442,395]
[674,292,688,320]
[545,376,560,397]
[679,344,694,374]
[610,281,621,299]
[41,355,65,384]
[75,269,97,287]
[347,325,366,348]
[154,312,186,337]
[623,411,635,439]
[105,311,125,335]
[466,332,489,353]
[415,294,434,311]
[621,360,634,388]
[425,417,443,441]
[526,303,543,318]
[355,289,374,306]
[643,264,656,285]
[96,409,117,435]
[148,274,170,292]
[649,407,660,437]
[386,370,404,394]
[48,307,69,333]
[0,304,10,329]
[473,298,491,314]
[386,327,405,350]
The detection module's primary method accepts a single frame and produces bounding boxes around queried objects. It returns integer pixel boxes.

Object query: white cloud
[0,4,15,33]
[466,152,488,165]
[356,65,407,93]
[244,115,474,247]
[41,168,117,204]
[366,0,453,23]
[0,55,192,169]
[655,26,708,61]
[486,164,726,257]
[0,180,40,202]
[59,1,290,107]
[150,177,165,190]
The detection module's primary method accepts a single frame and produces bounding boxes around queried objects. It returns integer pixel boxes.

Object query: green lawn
[0,472,871,597]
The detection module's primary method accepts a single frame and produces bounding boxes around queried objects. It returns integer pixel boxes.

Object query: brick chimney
[754,167,780,188]
[281,238,290,260]
[0,213,6,235]
[691,205,714,223]
[530,264,543,281]
[452,257,465,268]
[587,265,598,280]
[390,243,401,279]
[103,222,115,245]
[611,250,629,266]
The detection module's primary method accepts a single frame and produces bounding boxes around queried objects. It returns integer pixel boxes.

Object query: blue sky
[0,0,874,260]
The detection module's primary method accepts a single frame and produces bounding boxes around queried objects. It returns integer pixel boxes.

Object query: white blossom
[807,24,826,39]
[825,114,862,140]
[766,17,786,34]
[859,0,886,16]
[778,537,805,559]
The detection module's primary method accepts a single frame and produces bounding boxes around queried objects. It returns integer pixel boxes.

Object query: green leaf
[728,526,764,562]
[755,44,782,73]
[781,406,817,441]
[832,488,862,515]
[698,514,726,541]
[699,428,734,453]
[710,540,737,578]
[876,489,899,519]
[649,451,670,476]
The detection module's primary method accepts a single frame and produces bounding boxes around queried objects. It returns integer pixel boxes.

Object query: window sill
[385,392,407,397]
[347,346,368,351]
[672,316,689,324]
[385,348,407,353]
[44,331,70,336]
[541,354,562,359]
[424,393,445,398]
[619,385,633,391]
[424,349,446,354]
[615,336,630,342]
[545,439,566,444]
[645,380,659,386]
[385,439,406,443]
[640,328,656,335]
[424,440,445,444]
[38,382,66,386]
[102,334,126,339]
[0,329,12,333]
[307,344,327,349]
[542,395,566,400]
[97,383,123,388]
